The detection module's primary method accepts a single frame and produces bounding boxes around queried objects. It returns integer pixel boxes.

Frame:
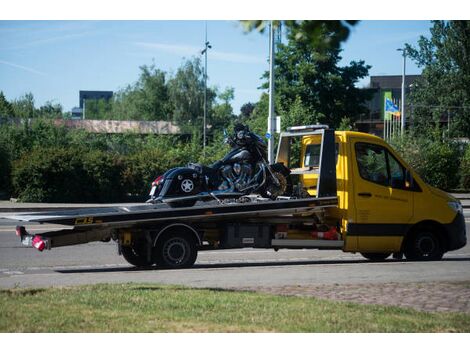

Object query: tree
[262,28,371,128]
[83,99,112,120]
[167,58,216,127]
[37,101,63,119]
[239,102,255,119]
[12,93,35,118]
[405,21,470,137]
[241,20,358,52]
[211,87,235,129]
[0,92,14,118]
[111,63,171,121]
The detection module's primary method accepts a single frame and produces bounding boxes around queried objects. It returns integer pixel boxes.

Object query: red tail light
[32,235,46,251]
[152,175,163,187]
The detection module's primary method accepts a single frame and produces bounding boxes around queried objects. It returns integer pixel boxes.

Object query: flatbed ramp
[6,197,338,229]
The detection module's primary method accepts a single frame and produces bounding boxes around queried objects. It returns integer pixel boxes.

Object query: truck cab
[278,126,466,260]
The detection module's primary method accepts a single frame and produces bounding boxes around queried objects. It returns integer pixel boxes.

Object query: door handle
[358,192,372,197]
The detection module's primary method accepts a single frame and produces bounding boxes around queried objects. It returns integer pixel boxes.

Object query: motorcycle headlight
[448,201,463,214]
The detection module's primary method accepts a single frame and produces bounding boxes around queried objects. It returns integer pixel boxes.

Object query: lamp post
[267,20,276,163]
[397,47,407,135]
[201,24,211,154]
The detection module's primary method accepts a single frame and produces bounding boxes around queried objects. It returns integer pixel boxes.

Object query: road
[0,212,469,290]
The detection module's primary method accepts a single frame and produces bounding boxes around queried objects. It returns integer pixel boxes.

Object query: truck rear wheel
[154,233,198,269]
[360,252,391,261]
[121,243,154,268]
[404,228,444,261]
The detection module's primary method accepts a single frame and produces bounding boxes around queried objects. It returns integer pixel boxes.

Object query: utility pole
[398,48,407,135]
[267,21,276,163]
[201,23,211,155]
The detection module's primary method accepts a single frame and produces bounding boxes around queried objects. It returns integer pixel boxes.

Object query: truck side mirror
[405,169,413,189]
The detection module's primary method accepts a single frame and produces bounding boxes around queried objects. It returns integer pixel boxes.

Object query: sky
[0,20,432,115]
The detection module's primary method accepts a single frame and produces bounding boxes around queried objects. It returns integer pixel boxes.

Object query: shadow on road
[53,256,470,274]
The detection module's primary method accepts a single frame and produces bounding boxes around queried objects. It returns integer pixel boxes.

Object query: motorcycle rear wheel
[262,171,293,199]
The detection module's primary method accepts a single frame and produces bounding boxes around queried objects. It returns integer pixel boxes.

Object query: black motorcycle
[148,124,292,207]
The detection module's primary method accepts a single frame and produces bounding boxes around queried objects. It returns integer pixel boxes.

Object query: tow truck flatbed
[6,196,338,230]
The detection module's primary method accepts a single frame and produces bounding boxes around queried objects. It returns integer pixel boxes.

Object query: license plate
[149,185,157,196]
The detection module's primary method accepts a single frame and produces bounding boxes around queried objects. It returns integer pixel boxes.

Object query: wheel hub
[164,239,187,264]
[416,234,435,256]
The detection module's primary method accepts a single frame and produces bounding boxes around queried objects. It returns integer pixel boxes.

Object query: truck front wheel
[154,233,198,269]
[404,229,444,261]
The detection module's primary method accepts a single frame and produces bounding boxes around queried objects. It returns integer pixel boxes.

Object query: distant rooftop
[79,90,113,108]
[370,75,421,90]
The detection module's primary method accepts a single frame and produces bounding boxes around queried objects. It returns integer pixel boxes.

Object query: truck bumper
[444,212,467,251]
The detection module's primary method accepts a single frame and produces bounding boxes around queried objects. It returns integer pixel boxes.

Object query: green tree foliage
[12,147,127,202]
[211,87,236,129]
[261,28,372,128]
[0,140,11,196]
[167,58,216,128]
[110,64,171,121]
[239,102,255,120]
[83,99,112,120]
[405,21,470,137]
[241,20,358,52]
[12,93,35,118]
[37,101,63,119]
[391,130,462,191]
[460,145,470,190]
[0,92,14,117]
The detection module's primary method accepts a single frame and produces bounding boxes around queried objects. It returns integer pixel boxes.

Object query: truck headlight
[448,201,463,214]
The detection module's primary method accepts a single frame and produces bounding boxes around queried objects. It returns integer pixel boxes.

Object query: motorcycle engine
[219,163,253,191]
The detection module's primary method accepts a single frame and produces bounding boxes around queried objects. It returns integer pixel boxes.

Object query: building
[71,90,113,119]
[79,90,113,109]
[355,75,421,136]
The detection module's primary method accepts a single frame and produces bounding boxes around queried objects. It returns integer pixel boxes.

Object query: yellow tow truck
[8,125,466,267]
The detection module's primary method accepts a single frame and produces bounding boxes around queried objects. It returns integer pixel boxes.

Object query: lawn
[0,283,469,332]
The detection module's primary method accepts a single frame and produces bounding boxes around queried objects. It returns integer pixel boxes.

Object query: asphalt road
[0,211,469,289]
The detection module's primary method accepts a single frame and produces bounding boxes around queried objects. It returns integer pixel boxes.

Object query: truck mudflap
[444,212,467,251]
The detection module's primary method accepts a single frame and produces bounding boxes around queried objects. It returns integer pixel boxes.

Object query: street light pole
[267,21,276,164]
[201,23,211,154]
[398,48,407,135]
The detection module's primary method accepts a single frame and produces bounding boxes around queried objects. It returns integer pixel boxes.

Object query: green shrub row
[1,120,469,203]
[390,131,467,191]
[0,119,229,202]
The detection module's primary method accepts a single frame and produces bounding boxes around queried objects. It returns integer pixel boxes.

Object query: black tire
[262,171,293,199]
[154,233,198,269]
[404,228,444,261]
[121,243,154,268]
[361,252,391,261]
[168,200,197,208]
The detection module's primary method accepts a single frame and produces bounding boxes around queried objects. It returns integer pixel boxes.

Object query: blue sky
[0,20,432,114]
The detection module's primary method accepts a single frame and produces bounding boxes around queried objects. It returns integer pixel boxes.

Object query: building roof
[370,75,421,90]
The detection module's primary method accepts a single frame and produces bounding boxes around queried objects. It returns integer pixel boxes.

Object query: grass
[0,283,469,332]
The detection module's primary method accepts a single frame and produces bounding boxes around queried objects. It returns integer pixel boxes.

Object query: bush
[460,145,470,190]
[0,141,11,197]
[12,147,127,203]
[391,132,461,191]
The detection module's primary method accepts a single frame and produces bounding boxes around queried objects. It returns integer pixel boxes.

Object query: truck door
[350,139,413,252]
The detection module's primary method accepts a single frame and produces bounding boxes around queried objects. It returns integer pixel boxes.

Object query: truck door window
[355,143,389,186]
[388,153,406,189]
